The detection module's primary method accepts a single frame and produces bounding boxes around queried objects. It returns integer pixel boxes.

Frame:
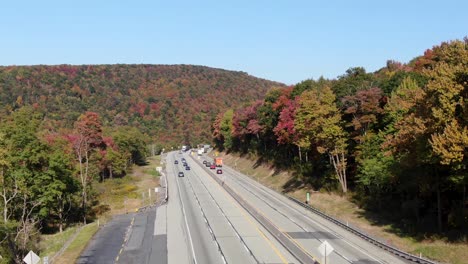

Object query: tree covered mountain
[0,64,283,261]
[0,64,284,146]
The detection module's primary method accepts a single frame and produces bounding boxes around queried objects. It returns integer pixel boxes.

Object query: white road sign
[23,250,40,264]
[318,240,334,257]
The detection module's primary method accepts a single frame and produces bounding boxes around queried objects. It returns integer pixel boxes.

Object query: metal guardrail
[161,156,169,203]
[162,171,168,203]
[285,196,438,264]
[49,224,85,263]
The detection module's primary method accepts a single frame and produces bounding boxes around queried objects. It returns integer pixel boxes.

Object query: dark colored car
[174,160,178,164]
[205,162,211,167]
[216,169,222,174]
[178,171,184,177]
[185,166,191,170]
[210,164,216,169]
[203,160,207,165]
[181,158,186,162]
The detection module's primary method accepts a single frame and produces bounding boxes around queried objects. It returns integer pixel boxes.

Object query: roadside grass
[39,225,79,259]
[95,175,140,217]
[40,155,162,263]
[53,223,99,264]
[216,151,468,264]
[95,155,161,216]
[143,167,160,177]
[132,156,161,207]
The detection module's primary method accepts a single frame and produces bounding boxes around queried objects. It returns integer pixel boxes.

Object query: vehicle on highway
[210,164,216,169]
[204,144,210,153]
[205,162,211,167]
[181,158,186,162]
[174,160,178,164]
[178,171,184,177]
[216,169,222,174]
[215,157,223,167]
[203,160,207,165]
[185,166,191,170]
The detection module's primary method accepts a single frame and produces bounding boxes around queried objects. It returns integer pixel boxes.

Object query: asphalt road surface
[77,213,134,264]
[79,151,411,264]
[166,151,298,264]
[189,152,410,264]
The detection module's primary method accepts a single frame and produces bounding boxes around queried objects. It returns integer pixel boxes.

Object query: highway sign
[23,250,40,264]
[318,240,334,256]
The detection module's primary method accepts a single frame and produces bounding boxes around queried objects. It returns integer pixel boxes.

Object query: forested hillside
[0,64,282,262]
[0,64,283,145]
[213,39,467,237]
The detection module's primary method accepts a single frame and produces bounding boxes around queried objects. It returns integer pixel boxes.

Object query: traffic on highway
[164,150,410,264]
[81,150,415,264]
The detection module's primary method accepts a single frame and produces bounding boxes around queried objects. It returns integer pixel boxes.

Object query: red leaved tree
[67,112,104,224]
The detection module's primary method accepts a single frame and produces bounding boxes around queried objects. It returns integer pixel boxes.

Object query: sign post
[306,192,310,204]
[318,240,334,264]
[148,188,151,205]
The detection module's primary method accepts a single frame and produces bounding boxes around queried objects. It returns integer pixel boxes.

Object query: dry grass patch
[95,155,161,216]
[132,156,161,205]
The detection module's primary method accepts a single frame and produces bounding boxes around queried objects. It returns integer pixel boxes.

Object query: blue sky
[1,0,466,84]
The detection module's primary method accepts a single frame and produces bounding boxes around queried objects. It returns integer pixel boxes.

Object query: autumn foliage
[0,65,282,146]
[213,38,468,235]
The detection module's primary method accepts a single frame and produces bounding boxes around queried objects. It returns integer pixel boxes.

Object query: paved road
[167,151,299,264]
[77,213,134,264]
[77,206,167,264]
[78,172,167,264]
[79,151,411,264]
[117,205,168,264]
[195,154,410,264]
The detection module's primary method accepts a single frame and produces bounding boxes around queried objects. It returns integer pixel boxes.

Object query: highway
[79,151,411,264]
[186,152,409,264]
[166,151,299,264]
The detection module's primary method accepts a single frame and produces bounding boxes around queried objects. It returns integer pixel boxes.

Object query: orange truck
[215,157,223,167]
